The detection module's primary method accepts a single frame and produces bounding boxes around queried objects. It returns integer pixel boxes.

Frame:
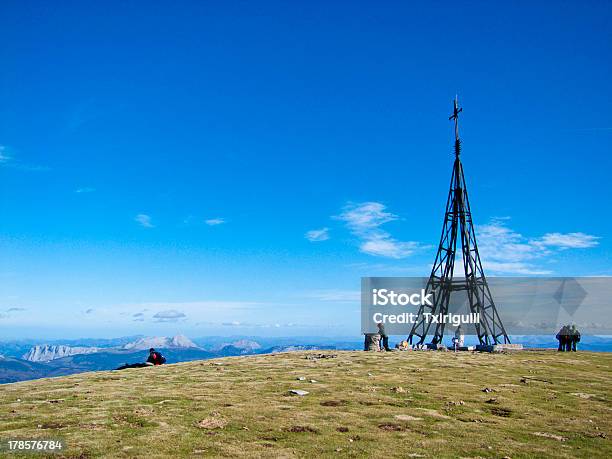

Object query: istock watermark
[361,277,612,336]
[372,289,433,306]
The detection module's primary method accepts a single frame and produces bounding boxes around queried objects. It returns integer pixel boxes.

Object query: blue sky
[0,1,610,339]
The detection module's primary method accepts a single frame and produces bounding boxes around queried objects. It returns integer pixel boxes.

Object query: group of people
[373,323,466,351]
[556,325,581,352]
[372,323,466,351]
[373,322,583,353]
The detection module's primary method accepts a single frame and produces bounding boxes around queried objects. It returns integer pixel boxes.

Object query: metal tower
[408,97,510,346]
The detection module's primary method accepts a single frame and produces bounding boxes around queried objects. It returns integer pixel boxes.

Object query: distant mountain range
[22,335,199,363]
[1,334,610,385]
[0,335,357,384]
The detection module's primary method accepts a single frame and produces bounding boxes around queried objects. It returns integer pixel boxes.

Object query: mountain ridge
[122,334,200,351]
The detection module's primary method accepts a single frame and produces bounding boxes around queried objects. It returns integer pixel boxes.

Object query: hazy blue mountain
[2,335,610,385]
[122,334,199,350]
[0,356,53,384]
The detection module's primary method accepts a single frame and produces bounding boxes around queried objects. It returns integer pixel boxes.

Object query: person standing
[556,325,568,352]
[452,325,465,351]
[569,325,581,352]
[377,322,390,351]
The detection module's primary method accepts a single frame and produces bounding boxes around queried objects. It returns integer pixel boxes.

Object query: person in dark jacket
[377,322,390,351]
[556,325,569,352]
[147,348,166,365]
[569,325,581,352]
[116,348,166,370]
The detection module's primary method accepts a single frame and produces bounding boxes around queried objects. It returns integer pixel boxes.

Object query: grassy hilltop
[0,350,610,458]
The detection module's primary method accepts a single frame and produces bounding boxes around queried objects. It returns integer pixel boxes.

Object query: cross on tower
[448,96,463,156]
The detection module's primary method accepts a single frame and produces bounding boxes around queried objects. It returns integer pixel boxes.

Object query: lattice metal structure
[408,97,510,346]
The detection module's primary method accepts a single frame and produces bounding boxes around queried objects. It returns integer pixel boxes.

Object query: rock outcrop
[122,334,199,350]
[23,345,99,362]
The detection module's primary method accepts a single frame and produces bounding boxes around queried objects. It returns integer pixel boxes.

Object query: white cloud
[205,218,225,226]
[0,146,10,163]
[477,220,545,264]
[538,232,599,249]
[476,219,599,275]
[307,290,360,302]
[360,234,420,259]
[336,202,424,259]
[337,201,398,231]
[135,214,154,228]
[305,227,330,242]
[0,146,48,171]
[75,187,95,194]
[482,262,551,276]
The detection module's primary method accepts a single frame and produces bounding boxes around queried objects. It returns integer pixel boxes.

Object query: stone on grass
[289,389,309,396]
[571,392,595,399]
[394,415,423,421]
[533,432,567,441]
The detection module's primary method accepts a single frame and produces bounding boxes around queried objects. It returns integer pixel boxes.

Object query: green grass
[0,350,610,458]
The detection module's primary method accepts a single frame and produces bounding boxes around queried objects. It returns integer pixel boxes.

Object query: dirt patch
[79,423,104,430]
[378,423,406,432]
[197,417,227,429]
[336,426,350,432]
[304,354,337,360]
[320,400,348,407]
[37,422,65,429]
[285,425,318,433]
[414,408,451,419]
[113,414,155,428]
[490,407,513,417]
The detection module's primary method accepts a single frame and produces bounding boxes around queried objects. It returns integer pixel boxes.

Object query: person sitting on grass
[115,348,166,370]
[147,348,166,365]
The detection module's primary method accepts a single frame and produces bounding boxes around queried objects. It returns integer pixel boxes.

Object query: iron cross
[449,96,462,142]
